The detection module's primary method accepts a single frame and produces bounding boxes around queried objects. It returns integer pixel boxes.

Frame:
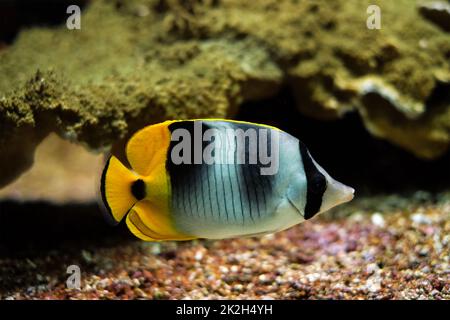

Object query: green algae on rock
[1,0,450,187]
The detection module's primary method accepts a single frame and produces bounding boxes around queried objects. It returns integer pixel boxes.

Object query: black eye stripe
[299,141,326,220]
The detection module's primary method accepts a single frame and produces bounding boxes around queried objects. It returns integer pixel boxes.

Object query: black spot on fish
[131,179,146,201]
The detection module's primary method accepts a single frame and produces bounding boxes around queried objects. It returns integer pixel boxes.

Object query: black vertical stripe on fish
[240,126,255,223]
[166,120,210,218]
[205,164,214,219]
[247,122,274,220]
[230,130,239,223]
[172,180,178,212]
[177,185,182,212]
[200,164,207,218]
[178,181,184,216]
[220,128,232,222]
[190,170,195,216]
[224,131,237,222]
[171,181,176,211]
[180,173,185,216]
[174,181,179,211]
[188,173,194,216]
[261,174,272,195]
[241,162,253,222]
[180,181,185,214]
[230,120,280,221]
[227,164,237,222]
[192,168,199,216]
[299,141,326,220]
[220,163,229,221]
[245,165,258,221]
[256,173,267,215]
[213,161,221,221]
[251,166,261,219]
[181,173,187,216]
[176,178,182,212]
[233,144,245,224]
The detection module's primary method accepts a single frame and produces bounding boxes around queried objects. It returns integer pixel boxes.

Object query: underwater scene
[0,0,449,301]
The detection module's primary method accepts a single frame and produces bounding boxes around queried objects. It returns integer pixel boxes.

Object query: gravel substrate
[0,198,448,300]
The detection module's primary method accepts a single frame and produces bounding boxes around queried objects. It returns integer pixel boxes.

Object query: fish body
[100,119,354,241]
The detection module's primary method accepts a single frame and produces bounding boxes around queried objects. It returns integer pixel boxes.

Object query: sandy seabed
[0,197,448,300]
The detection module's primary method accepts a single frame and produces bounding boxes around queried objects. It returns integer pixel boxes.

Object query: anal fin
[126,201,196,241]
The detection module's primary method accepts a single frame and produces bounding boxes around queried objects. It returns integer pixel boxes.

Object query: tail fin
[100,156,141,223]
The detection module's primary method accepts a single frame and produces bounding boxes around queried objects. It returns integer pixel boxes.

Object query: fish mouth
[314,181,355,216]
[342,186,355,202]
[322,180,355,211]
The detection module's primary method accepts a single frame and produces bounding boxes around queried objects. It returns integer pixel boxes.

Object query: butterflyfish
[100,119,354,241]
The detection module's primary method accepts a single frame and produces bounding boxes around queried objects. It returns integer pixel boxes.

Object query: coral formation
[1,0,450,187]
[419,1,450,32]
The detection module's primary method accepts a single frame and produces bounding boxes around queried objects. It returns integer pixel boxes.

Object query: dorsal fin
[192,118,282,131]
[126,121,176,176]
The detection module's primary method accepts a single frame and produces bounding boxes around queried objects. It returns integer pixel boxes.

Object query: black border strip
[100,156,115,223]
